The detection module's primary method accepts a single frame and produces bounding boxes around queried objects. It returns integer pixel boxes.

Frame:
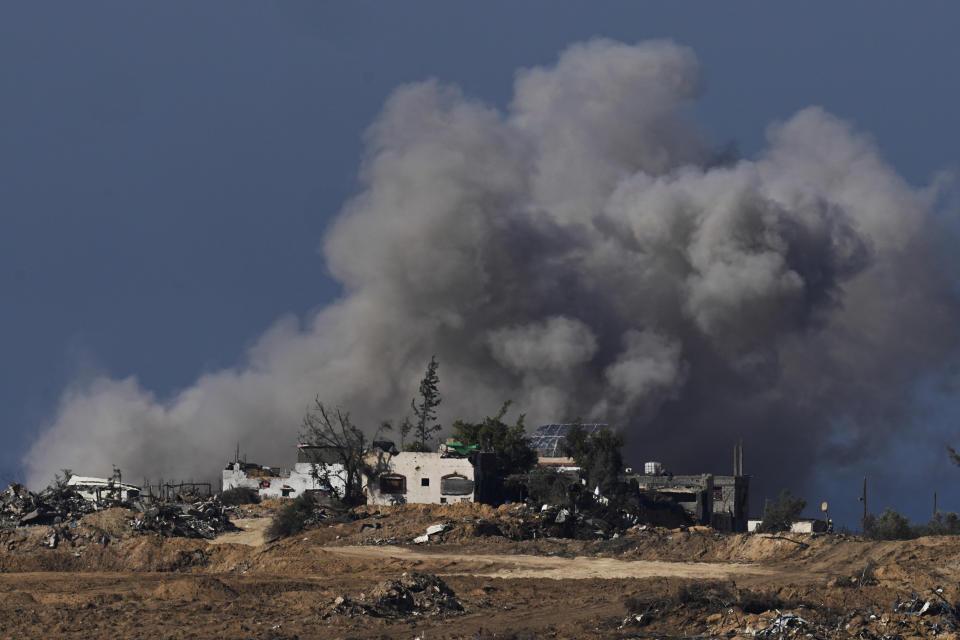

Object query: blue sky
[2,2,959,526]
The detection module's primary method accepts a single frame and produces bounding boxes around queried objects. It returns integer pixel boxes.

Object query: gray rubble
[322,572,463,619]
[1,481,237,540]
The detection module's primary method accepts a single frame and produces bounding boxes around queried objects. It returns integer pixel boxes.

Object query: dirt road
[208,517,270,546]
[328,544,780,580]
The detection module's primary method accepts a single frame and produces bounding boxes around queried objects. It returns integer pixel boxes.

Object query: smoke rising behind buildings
[25,40,960,507]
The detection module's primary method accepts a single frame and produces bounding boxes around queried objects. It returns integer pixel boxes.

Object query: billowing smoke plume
[25,40,959,505]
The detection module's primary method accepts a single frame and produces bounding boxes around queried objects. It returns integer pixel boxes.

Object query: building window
[379,474,406,494]
[440,497,447,504]
[440,474,475,496]
[421,478,430,487]
[713,487,724,500]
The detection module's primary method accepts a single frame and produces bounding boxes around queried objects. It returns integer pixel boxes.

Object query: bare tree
[300,397,387,506]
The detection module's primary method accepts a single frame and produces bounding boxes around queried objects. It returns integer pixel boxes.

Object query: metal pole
[861,476,867,522]
[934,492,938,518]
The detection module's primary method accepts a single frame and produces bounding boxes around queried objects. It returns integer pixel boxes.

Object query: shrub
[916,511,960,537]
[505,467,577,506]
[861,508,913,540]
[219,487,260,506]
[757,489,806,533]
[267,494,317,539]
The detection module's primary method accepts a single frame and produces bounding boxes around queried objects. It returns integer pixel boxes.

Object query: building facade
[363,451,476,505]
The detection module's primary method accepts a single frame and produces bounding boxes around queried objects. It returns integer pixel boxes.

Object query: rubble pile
[0,483,108,529]
[702,588,960,639]
[322,572,463,619]
[130,498,237,539]
[434,503,625,541]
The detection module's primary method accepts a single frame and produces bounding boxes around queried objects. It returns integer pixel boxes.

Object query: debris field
[3,497,960,639]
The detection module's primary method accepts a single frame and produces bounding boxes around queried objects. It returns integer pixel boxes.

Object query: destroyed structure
[67,475,141,503]
[532,424,752,532]
[222,443,346,499]
[627,441,750,532]
[2,476,236,539]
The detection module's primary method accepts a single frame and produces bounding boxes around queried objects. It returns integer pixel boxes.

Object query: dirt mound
[322,572,463,619]
[79,507,138,539]
[153,576,238,601]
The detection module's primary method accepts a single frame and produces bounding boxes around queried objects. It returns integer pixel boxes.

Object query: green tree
[451,401,537,476]
[408,355,442,451]
[862,507,913,540]
[561,422,625,497]
[758,489,806,533]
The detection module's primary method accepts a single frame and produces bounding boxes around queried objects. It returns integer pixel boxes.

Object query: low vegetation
[757,489,806,533]
[267,494,318,539]
[862,508,960,540]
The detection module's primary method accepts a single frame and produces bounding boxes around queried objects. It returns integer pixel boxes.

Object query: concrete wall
[632,473,714,526]
[711,475,750,532]
[746,519,827,533]
[364,452,475,505]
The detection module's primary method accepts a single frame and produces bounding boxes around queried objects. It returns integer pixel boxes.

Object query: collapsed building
[222,444,346,499]
[627,442,751,532]
[67,475,141,503]
[531,424,751,532]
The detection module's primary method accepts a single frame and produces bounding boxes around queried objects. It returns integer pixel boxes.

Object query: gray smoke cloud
[25,39,959,504]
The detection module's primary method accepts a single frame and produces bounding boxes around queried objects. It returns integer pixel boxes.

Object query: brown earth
[1,502,959,639]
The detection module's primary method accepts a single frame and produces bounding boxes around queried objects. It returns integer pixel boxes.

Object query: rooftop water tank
[644,461,664,475]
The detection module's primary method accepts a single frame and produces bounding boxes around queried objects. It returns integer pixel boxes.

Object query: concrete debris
[1,482,111,529]
[321,572,463,619]
[1,481,237,540]
[129,498,236,540]
[414,522,451,544]
[754,611,812,638]
[893,588,960,627]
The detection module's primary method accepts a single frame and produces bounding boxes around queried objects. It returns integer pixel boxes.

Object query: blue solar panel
[531,423,609,457]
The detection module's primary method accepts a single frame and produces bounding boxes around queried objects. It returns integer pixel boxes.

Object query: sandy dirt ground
[2,503,960,639]
[209,517,271,547]
[327,545,779,581]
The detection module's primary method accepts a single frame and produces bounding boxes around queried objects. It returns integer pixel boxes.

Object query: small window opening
[421,478,430,487]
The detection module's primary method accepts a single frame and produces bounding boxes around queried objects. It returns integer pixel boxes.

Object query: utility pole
[859,476,867,522]
[934,492,938,518]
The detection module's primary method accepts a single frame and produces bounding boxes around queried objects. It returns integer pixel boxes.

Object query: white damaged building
[363,450,476,505]
[222,442,477,505]
[221,444,346,500]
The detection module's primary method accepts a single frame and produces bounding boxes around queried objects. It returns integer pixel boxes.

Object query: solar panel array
[530,423,609,458]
